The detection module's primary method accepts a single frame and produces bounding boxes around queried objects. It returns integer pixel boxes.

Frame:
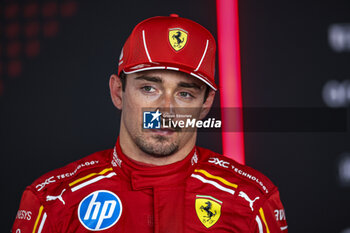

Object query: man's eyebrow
[134,75,162,83]
[178,82,201,90]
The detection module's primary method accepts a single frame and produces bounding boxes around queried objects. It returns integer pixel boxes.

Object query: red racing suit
[12,139,288,233]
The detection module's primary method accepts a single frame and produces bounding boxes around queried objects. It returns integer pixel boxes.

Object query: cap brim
[123,64,217,91]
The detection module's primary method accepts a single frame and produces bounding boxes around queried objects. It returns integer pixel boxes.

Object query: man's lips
[150,128,176,135]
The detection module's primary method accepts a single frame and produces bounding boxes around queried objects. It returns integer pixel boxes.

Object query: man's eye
[179,92,194,98]
[142,86,155,92]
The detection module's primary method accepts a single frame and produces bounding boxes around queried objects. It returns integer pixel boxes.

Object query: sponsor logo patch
[46,189,66,205]
[169,28,188,51]
[238,191,259,211]
[274,209,286,221]
[78,190,122,231]
[195,195,222,228]
[16,210,32,221]
[36,176,56,191]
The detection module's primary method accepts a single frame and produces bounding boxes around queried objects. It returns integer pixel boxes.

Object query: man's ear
[109,74,123,110]
[199,89,215,119]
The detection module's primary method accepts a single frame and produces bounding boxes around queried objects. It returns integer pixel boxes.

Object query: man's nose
[159,91,175,115]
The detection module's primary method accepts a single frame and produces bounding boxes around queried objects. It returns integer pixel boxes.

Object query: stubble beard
[134,134,179,158]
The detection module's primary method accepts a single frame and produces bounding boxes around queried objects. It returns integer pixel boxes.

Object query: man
[12,15,288,232]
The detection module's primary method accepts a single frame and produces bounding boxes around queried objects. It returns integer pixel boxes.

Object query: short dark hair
[119,72,127,92]
[119,71,210,103]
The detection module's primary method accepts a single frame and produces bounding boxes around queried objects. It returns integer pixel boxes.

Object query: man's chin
[135,135,179,158]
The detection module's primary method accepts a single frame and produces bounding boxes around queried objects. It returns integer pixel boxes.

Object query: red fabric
[12,189,45,233]
[12,139,288,233]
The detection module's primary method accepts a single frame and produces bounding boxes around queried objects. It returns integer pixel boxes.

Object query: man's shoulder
[27,148,113,199]
[196,147,277,197]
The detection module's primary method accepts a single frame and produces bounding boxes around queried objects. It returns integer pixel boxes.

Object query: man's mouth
[150,128,176,135]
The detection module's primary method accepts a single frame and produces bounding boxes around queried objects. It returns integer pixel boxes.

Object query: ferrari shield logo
[169,28,188,51]
[195,195,222,228]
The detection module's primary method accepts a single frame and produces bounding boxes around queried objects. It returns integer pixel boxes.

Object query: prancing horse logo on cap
[169,28,188,51]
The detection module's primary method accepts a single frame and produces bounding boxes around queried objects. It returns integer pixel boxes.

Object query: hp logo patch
[78,190,122,231]
[143,109,161,129]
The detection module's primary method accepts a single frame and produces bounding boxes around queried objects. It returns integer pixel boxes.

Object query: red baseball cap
[118,14,217,90]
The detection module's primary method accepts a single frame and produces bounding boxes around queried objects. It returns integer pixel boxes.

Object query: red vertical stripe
[216,0,245,164]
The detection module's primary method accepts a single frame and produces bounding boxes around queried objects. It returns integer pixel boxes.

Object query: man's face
[112,70,214,158]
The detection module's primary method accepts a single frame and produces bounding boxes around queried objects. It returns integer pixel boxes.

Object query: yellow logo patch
[195,195,222,228]
[169,28,188,51]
